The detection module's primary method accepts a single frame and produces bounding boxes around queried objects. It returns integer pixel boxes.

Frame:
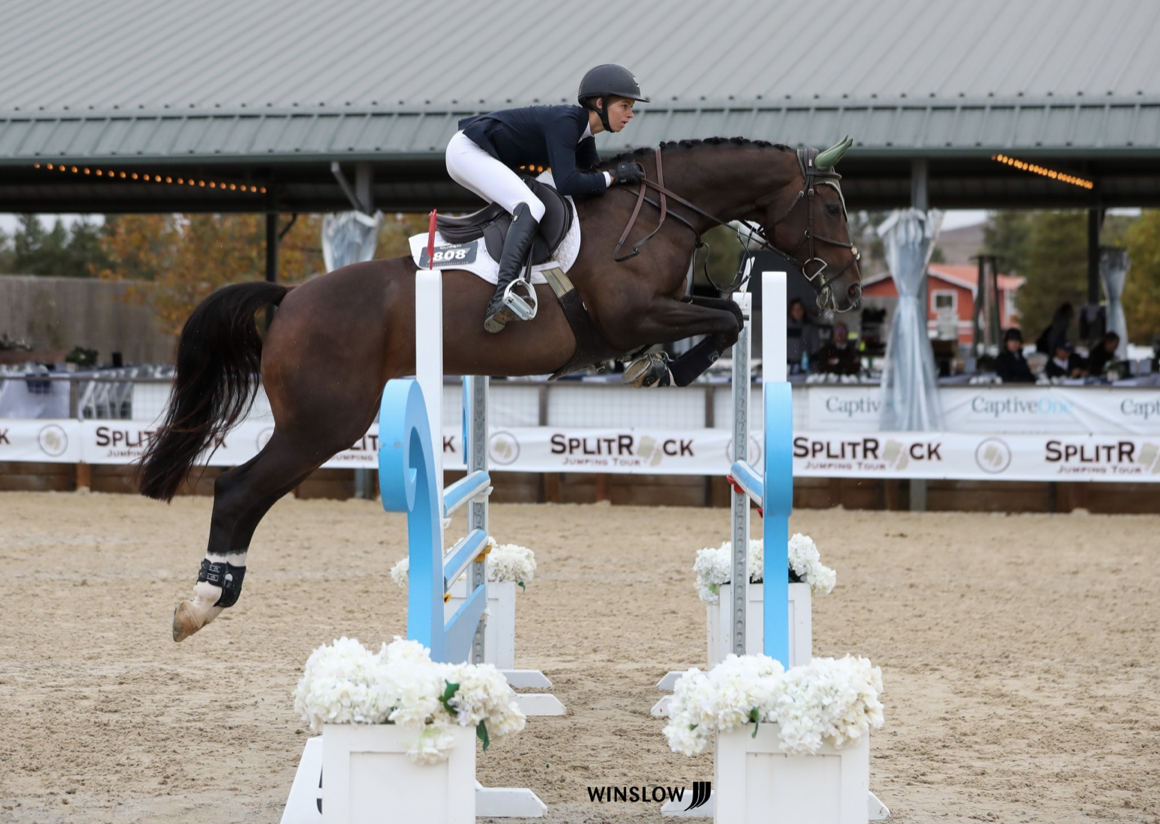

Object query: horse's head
[758,137,862,313]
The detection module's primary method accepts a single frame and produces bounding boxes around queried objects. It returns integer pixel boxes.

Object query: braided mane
[606,136,790,166]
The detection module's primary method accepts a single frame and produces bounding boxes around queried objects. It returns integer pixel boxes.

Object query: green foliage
[65,345,99,367]
[929,246,946,264]
[8,214,108,277]
[992,210,1146,343]
[0,225,14,272]
[378,212,433,258]
[1123,210,1160,343]
[849,210,888,271]
[1013,211,1087,340]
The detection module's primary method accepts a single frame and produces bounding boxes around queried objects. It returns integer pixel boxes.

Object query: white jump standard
[660,271,889,823]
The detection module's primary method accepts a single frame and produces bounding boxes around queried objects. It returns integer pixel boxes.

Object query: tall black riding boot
[484,202,540,333]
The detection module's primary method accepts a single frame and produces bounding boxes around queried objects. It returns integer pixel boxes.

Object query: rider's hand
[613,160,645,186]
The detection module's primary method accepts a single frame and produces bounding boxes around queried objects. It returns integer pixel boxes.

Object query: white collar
[580,123,593,141]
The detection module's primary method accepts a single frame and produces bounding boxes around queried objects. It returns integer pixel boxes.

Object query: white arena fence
[0,371,1158,483]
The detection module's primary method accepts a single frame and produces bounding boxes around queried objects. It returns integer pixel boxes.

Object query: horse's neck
[661,146,798,229]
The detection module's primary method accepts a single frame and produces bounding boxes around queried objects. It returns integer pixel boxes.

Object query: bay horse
[139,135,862,641]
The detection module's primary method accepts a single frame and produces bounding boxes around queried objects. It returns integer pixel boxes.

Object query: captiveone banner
[3,419,1159,483]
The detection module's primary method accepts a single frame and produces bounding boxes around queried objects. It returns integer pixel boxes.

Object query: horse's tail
[136,281,290,501]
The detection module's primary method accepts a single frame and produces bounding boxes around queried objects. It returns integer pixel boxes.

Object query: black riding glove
[613,160,645,186]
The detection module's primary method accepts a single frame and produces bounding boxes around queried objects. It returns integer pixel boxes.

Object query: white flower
[663,654,884,758]
[787,533,837,595]
[408,721,457,765]
[294,637,526,763]
[485,541,536,584]
[390,539,536,588]
[693,545,731,603]
[389,557,409,588]
[694,535,835,602]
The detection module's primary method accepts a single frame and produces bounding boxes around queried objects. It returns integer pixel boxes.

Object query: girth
[436,177,574,266]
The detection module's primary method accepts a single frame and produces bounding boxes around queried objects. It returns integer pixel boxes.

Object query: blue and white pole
[762,271,792,666]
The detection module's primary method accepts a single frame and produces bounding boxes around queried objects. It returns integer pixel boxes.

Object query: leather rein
[612,147,861,299]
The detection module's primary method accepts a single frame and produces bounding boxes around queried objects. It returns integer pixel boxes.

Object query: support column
[265,213,278,333]
[355,163,373,214]
[353,164,375,499]
[265,212,278,284]
[910,160,929,513]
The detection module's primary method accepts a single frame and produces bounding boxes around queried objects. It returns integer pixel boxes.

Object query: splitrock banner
[2,420,1158,483]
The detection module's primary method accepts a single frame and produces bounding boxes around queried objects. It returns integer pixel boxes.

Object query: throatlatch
[198,558,246,608]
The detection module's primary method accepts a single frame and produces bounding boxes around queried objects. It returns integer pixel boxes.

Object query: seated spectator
[814,323,861,375]
[1036,302,1075,354]
[995,328,1036,383]
[1085,331,1121,377]
[1044,341,1086,379]
[785,298,820,373]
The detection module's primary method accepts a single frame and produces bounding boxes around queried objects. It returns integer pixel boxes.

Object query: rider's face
[604,97,635,132]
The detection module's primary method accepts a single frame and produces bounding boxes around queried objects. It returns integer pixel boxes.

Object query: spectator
[996,328,1036,383]
[785,298,819,373]
[1085,331,1121,377]
[1044,341,1085,379]
[814,323,861,375]
[1035,302,1074,354]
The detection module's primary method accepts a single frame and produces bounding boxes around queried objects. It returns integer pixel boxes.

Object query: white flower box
[322,723,475,824]
[706,582,811,667]
[446,580,515,669]
[714,723,870,824]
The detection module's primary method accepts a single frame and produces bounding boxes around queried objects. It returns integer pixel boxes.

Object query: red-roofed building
[860,264,1024,346]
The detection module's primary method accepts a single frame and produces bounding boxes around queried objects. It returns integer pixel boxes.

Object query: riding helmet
[578,64,649,106]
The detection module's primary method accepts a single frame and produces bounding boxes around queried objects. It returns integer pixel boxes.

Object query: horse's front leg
[606,296,742,388]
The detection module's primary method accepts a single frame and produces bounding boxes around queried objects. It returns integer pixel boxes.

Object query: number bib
[419,242,478,268]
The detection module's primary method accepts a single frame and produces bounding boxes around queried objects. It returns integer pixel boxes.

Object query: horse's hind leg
[173,431,330,641]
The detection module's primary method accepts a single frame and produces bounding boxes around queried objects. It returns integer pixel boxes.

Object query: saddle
[436,177,574,265]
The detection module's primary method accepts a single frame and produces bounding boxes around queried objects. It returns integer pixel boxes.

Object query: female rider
[446,64,647,332]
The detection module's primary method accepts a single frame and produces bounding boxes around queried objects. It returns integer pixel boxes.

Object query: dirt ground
[0,490,1157,824]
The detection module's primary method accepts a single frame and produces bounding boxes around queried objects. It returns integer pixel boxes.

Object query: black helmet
[577,64,649,106]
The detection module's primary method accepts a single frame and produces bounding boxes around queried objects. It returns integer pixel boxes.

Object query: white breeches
[445,131,546,222]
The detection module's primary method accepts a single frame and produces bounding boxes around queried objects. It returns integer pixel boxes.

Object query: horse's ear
[815,136,853,171]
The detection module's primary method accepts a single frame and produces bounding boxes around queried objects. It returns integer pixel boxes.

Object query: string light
[31,163,266,194]
[992,154,1094,189]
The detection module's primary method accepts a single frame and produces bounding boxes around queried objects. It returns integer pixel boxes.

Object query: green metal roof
[4,0,1160,211]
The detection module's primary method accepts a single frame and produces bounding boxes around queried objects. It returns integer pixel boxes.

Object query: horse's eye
[825,203,841,217]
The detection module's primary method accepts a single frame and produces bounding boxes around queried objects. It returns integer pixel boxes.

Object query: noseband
[612,146,861,306]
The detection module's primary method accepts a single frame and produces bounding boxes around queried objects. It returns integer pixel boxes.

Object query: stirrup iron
[501,275,538,322]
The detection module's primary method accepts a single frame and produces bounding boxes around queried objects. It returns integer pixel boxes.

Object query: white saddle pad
[407,171,581,285]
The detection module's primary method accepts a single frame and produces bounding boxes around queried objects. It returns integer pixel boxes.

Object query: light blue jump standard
[377,377,490,664]
[728,379,793,667]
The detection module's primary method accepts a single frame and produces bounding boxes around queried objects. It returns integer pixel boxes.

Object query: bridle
[612,146,861,307]
[762,147,861,300]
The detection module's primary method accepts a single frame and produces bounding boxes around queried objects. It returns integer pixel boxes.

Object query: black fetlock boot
[484,202,540,333]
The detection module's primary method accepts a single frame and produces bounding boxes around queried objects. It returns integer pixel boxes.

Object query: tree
[849,210,888,272]
[1012,211,1087,341]
[1123,210,1160,344]
[0,225,14,272]
[982,210,1033,275]
[99,213,325,336]
[377,212,434,258]
[10,214,106,276]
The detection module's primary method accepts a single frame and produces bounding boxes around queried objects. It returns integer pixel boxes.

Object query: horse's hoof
[623,353,673,388]
[173,600,220,642]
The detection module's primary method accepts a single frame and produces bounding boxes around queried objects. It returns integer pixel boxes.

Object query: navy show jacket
[458,105,607,198]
